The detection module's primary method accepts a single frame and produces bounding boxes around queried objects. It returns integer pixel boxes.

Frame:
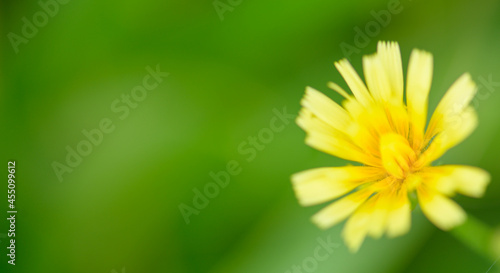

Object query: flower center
[380,133,417,179]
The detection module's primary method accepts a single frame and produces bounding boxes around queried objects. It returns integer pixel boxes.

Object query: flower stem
[450,214,500,262]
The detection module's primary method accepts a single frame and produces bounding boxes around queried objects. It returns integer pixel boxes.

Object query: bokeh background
[1,0,500,272]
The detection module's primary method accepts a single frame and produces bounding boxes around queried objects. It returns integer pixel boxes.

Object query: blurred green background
[1,0,500,272]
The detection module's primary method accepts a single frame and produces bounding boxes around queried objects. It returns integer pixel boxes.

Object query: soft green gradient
[1,0,500,272]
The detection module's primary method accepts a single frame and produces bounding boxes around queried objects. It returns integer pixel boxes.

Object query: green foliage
[1,0,500,272]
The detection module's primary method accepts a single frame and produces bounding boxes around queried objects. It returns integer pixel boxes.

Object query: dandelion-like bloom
[292,41,490,252]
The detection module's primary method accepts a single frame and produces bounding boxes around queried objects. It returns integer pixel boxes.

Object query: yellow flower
[292,41,491,252]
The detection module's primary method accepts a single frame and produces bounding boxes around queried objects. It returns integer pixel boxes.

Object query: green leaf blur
[1,0,499,272]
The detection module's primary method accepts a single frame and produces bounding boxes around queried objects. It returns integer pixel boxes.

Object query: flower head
[292,41,490,252]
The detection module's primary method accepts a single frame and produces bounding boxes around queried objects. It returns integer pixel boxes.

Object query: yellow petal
[327,81,352,100]
[406,49,433,150]
[292,166,386,206]
[363,179,411,239]
[304,133,379,166]
[312,189,372,230]
[301,86,352,132]
[417,185,466,230]
[385,98,410,138]
[334,59,373,106]
[363,53,392,103]
[380,133,416,179]
[450,167,490,198]
[426,73,477,141]
[342,109,381,159]
[343,182,411,251]
[417,106,477,165]
[341,194,378,252]
[377,41,404,102]
[423,165,490,198]
[385,187,411,237]
[297,108,380,166]
[366,194,388,239]
[342,100,393,161]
